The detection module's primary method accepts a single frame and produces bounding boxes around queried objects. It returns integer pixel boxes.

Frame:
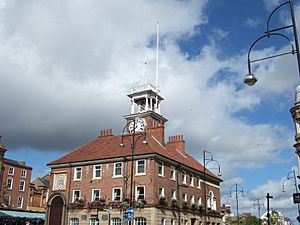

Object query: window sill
[135,173,146,176]
[112,175,123,179]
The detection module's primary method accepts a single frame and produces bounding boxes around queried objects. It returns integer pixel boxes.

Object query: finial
[143,62,148,85]
[156,21,160,88]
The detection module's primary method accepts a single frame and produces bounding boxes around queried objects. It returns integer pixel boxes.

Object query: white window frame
[197,177,201,189]
[171,190,176,200]
[74,167,82,181]
[90,217,99,225]
[70,218,79,225]
[183,193,187,202]
[190,195,195,205]
[135,185,145,200]
[170,166,176,181]
[112,187,122,201]
[171,219,176,225]
[21,170,26,178]
[134,217,147,225]
[136,160,146,175]
[113,162,122,178]
[158,187,165,197]
[158,161,164,177]
[93,165,102,179]
[19,180,25,192]
[17,196,23,208]
[182,171,187,185]
[92,189,100,201]
[6,178,13,189]
[111,218,122,225]
[197,197,202,206]
[189,174,194,187]
[8,167,14,176]
[73,190,81,202]
[161,218,166,225]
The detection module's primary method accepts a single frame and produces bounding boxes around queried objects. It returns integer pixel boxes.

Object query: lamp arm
[266,1,290,34]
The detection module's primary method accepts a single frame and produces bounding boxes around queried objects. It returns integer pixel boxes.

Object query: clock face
[129,118,146,133]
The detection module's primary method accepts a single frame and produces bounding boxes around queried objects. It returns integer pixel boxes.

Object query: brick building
[45,81,222,225]
[28,174,50,212]
[0,144,32,210]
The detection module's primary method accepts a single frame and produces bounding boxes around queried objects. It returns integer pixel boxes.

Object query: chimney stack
[167,134,186,155]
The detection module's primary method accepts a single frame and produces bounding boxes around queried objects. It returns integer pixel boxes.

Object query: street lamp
[203,150,221,224]
[282,170,300,220]
[244,0,300,86]
[119,118,147,224]
[229,183,244,225]
[253,198,264,225]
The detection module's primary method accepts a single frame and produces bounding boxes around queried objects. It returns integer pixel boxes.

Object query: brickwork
[1,159,32,210]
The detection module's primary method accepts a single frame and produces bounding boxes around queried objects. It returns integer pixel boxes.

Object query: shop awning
[0,210,45,219]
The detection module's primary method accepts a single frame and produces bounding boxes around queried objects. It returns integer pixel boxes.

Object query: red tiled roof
[48,132,221,181]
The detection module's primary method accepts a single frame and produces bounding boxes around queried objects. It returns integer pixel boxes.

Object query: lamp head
[119,142,124,147]
[142,139,148,144]
[244,73,257,86]
[217,172,222,177]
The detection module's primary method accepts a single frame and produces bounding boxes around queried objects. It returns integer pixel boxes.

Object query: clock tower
[124,82,167,133]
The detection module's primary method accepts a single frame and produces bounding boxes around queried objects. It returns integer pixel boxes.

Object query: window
[17,196,23,208]
[19,180,25,191]
[158,187,165,197]
[4,195,11,207]
[136,186,145,200]
[189,174,194,187]
[134,217,146,225]
[171,219,176,225]
[21,170,26,178]
[93,165,102,179]
[90,217,99,225]
[92,189,100,201]
[197,177,201,189]
[158,161,164,176]
[6,178,13,189]
[74,167,82,180]
[112,187,122,201]
[8,167,14,175]
[171,190,176,200]
[161,218,165,225]
[170,166,176,180]
[73,190,81,202]
[136,160,145,175]
[70,218,79,225]
[197,197,202,206]
[181,171,186,184]
[182,193,187,202]
[112,218,122,225]
[190,195,195,205]
[113,162,122,177]
[207,191,217,210]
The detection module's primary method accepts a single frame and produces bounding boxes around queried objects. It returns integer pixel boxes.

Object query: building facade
[1,156,32,210]
[45,82,222,225]
[28,174,50,212]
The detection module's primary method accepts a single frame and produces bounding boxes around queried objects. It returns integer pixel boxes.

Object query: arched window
[207,191,216,210]
[70,218,79,225]
[111,218,121,225]
[134,217,147,225]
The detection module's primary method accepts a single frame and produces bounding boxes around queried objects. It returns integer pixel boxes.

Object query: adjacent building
[28,174,50,212]
[0,144,32,210]
[45,81,223,225]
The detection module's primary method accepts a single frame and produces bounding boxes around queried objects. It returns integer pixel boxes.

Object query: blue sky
[1,0,300,222]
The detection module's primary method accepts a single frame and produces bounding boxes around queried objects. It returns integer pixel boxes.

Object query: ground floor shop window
[134,217,146,225]
[70,218,79,225]
[111,218,121,225]
[90,217,99,225]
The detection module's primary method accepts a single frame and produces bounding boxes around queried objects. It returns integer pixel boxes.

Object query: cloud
[244,18,262,28]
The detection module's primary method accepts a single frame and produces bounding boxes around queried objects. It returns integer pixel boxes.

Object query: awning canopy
[0,210,45,219]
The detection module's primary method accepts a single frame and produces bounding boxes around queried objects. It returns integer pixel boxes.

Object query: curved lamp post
[203,150,221,224]
[244,0,300,86]
[282,170,300,220]
[229,183,244,225]
[119,118,147,225]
